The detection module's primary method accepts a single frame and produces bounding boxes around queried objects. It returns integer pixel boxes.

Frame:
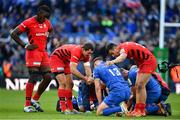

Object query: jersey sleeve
[118,43,129,54]
[17,19,30,32]
[93,67,100,80]
[70,47,81,63]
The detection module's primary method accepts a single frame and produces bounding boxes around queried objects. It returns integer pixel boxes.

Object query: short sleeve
[118,43,129,54]
[93,67,100,79]
[70,47,81,63]
[18,19,30,33]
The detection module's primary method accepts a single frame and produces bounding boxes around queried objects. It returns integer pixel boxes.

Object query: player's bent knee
[136,82,145,91]
[42,71,52,81]
[28,70,41,83]
[55,72,66,87]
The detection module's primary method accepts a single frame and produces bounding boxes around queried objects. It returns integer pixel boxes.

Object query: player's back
[94,62,129,91]
[128,67,161,92]
[51,44,79,60]
[118,42,154,65]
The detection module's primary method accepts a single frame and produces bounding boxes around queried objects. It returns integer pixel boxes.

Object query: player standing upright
[106,42,157,117]
[50,43,94,114]
[10,5,53,112]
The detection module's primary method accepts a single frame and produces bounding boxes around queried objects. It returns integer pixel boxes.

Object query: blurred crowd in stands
[0,0,179,78]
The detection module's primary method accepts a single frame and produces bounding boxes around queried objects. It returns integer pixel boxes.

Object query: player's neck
[34,15,44,24]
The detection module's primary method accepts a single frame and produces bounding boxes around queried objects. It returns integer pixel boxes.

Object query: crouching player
[93,57,130,116]
[121,66,171,116]
[78,81,98,113]
[50,43,94,114]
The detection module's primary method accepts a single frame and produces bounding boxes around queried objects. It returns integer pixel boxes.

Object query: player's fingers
[32,44,38,48]
[105,62,109,66]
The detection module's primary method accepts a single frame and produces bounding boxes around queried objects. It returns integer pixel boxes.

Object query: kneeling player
[121,66,171,116]
[93,57,130,116]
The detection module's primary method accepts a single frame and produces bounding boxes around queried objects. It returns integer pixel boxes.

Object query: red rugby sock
[58,89,67,112]
[25,83,34,106]
[65,89,73,111]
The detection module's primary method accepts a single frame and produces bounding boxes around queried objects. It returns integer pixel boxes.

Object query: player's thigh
[40,52,51,73]
[56,73,66,88]
[50,55,65,73]
[103,92,122,107]
[25,50,42,67]
[41,51,50,68]
[97,101,109,115]
[138,57,157,73]
[65,74,73,89]
[27,66,41,83]
[136,73,151,86]
[28,66,39,71]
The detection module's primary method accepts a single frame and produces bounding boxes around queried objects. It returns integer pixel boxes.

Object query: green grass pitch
[0,89,180,120]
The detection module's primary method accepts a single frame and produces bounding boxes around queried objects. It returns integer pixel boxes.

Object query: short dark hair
[82,42,94,51]
[106,43,117,53]
[93,57,103,63]
[38,5,51,14]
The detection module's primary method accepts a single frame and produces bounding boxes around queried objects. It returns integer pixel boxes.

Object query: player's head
[93,57,103,68]
[106,43,119,57]
[82,42,94,57]
[120,68,129,80]
[37,5,51,23]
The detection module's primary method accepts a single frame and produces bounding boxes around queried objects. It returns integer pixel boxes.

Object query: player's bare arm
[84,62,93,84]
[106,49,127,66]
[70,62,88,82]
[84,62,92,77]
[10,27,38,50]
[94,78,102,104]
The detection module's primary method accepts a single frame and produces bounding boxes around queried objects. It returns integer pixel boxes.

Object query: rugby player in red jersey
[50,43,94,114]
[106,42,157,117]
[10,5,53,112]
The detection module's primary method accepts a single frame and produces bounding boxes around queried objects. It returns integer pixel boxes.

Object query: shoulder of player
[72,45,82,52]
[25,16,36,22]
[45,19,51,24]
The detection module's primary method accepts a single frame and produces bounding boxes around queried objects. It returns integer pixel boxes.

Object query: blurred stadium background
[0,0,180,119]
[0,0,179,91]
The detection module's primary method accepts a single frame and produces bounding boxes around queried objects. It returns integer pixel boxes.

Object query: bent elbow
[10,30,16,39]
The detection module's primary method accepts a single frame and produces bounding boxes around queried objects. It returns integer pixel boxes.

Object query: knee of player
[135,82,145,90]
[28,70,41,83]
[42,71,52,81]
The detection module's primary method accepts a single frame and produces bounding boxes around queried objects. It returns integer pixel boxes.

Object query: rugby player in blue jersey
[121,65,171,116]
[93,57,130,116]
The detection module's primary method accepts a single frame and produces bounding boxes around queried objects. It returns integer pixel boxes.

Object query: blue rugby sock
[146,104,159,114]
[103,106,122,116]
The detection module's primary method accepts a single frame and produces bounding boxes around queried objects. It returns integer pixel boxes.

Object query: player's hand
[86,77,93,85]
[106,61,114,66]
[25,44,38,50]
